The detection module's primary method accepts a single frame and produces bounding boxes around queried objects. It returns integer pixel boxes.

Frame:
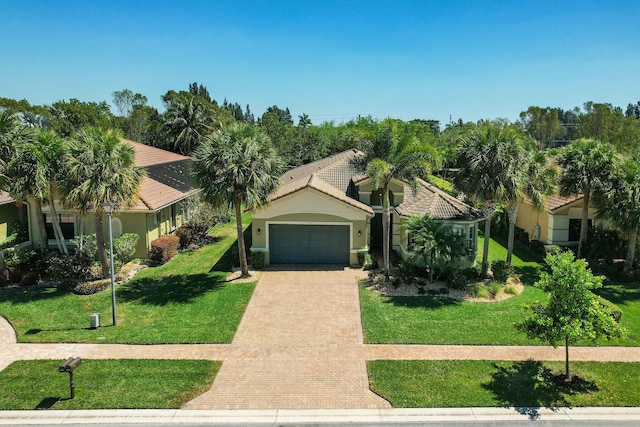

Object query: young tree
[557,138,616,258]
[404,214,467,283]
[453,124,523,276]
[192,123,283,277]
[351,120,439,279]
[61,128,144,277]
[163,95,213,155]
[593,155,640,271]
[517,251,623,379]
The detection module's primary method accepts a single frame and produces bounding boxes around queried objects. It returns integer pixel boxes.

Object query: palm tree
[163,96,213,155]
[7,131,69,255]
[557,138,616,258]
[0,112,36,275]
[351,120,439,279]
[453,124,523,276]
[505,147,557,266]
[404,214,467,283]
[192,123,283,277]
[61,128,145,277]
[594,155,640,271]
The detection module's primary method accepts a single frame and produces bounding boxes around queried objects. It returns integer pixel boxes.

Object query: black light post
[103,201,117,326]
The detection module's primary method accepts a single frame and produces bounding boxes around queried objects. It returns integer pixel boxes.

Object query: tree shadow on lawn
[0,286,68,306]
[382,295,461,309]
[514,265,542,286]
[594,282,640,305]
[482,359,599,421]
[117,273,224,305]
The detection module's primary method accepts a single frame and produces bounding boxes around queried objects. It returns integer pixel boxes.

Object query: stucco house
[0,191,28,245]
[515,194,602,246]
[2,140,199,258]
[251,149,483,266]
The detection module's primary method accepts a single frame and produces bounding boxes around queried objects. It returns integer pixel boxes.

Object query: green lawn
[369,360,640,408]
[0,216,256,344]
[0,359,219,410]
[361,236,640,345]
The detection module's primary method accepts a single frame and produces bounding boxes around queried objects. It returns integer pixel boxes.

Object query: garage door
[269,224,350,264]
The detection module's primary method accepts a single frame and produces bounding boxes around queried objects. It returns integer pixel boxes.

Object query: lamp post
[102,201,117,326]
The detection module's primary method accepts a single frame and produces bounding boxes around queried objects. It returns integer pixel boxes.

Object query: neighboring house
[251,149,483,266]
[515,194,602,246]
[16,140,199,258]
[0,191,28,244]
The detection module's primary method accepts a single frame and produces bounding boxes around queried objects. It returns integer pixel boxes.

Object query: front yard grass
[0,216,256,344]
[360,236,640,345]
[0,359,219,410]
[368,360,640,408]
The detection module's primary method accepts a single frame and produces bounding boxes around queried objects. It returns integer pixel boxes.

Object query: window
[568,218,592,242]
[44,213,75,240]
[171,204,177,229]
[155,211,163,225]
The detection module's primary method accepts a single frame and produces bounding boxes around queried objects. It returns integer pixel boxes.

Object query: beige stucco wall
[0,203,26,243]
[251,188,373,266]
[515,202,550,243]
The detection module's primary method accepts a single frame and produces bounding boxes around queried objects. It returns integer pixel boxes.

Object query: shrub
[73,279,111,295]
[597,295,622,323]
[20,271,40,286]
[490,282,502,298]
[461,266,481,282]
[71,234,97,259]
[444,267,467,290]
[504,285,518,295]
[491,260,513,283]
[149,235,180,264]
[395,259,419,283]
[113,233,139,264]
[176,223,210,249]
[530,240,546,257]
[357,250,367,266]
[470,284,490,299]
[544,244,563,255]
[363,253,377,270]
[47,251,94,287]
[250,251,265,270]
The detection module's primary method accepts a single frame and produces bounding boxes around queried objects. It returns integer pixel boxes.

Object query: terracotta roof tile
[0,191,13,205]
[547,194,583,211]
[396,179,483,221]
[122,139,190,167]
[273,150,478,221]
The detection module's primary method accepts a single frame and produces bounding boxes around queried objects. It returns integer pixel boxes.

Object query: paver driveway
[183,265,390,410]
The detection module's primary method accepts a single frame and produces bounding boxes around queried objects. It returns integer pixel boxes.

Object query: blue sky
[1,1,638,126]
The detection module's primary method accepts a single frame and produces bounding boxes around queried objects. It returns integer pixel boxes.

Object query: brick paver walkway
[183,266,388,409]
[2,267,640,410]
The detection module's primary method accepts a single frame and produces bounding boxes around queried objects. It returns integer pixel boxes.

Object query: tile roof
[546,194,583,211]
[0,191,13,205]
[121,140,198,212]
[396,179,483,221]
[273,149,479,221]
[0,140,197,212]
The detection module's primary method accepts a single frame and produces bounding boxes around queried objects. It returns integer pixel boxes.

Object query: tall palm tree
[61,128,144,277]
[163,96,213,155]
[594,155,640,271]
[7,131,69,255]
[453,124,523,276]
[505,147,557,266]
[0,112,36,275]
[557,138,616,258]
[351,120,439,279]
[192,123,283,277]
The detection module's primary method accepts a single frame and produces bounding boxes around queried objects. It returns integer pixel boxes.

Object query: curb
[1,407,640,424]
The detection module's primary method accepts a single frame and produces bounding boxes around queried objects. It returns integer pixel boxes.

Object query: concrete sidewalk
[1,407,640,424]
